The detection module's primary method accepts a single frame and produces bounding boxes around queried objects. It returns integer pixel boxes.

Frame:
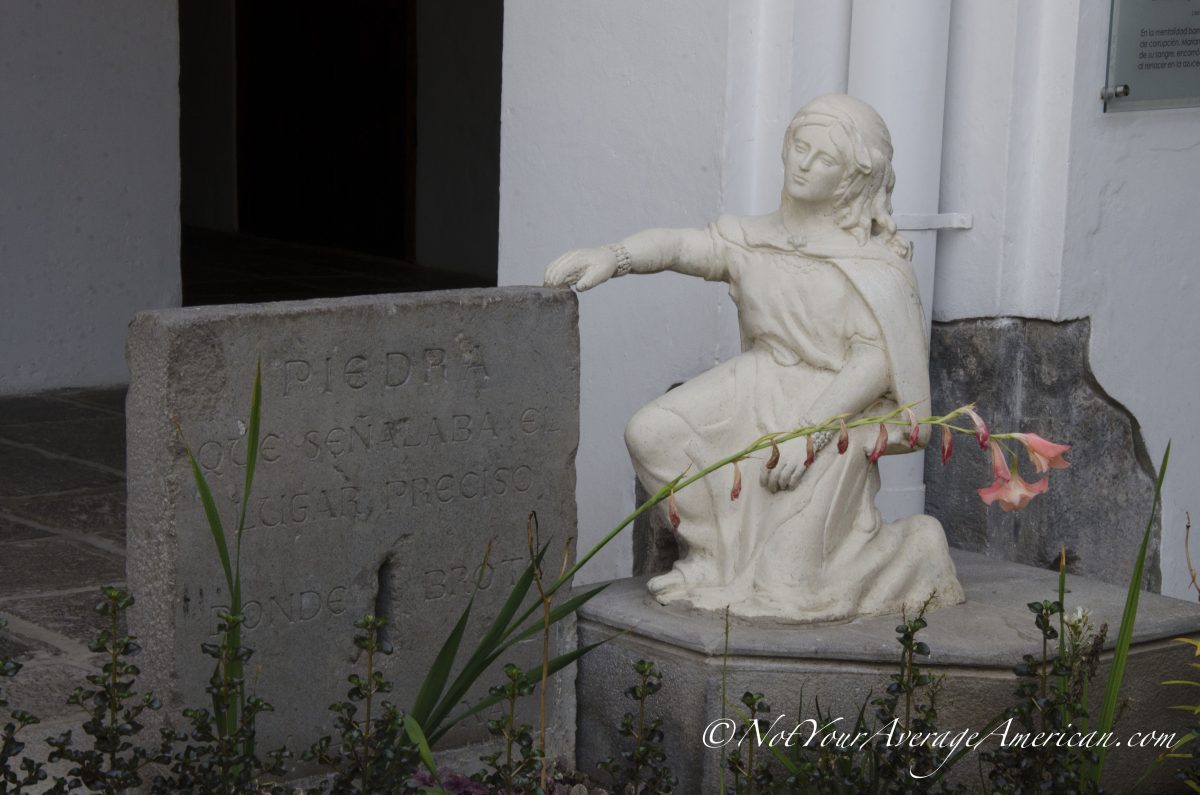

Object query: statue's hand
[760,437,810,493]
[544,247,620,292]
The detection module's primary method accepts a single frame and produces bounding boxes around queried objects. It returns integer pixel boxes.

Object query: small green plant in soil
[724,691,774,794]
[598,659,675,793]
[1,617,46,794]
[475,663,541,793]
[304,613,419,793]
[44,587,174,793]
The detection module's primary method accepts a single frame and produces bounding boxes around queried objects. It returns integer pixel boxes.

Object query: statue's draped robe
[631,213,963,621]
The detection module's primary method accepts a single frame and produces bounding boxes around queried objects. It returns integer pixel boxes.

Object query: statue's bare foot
[647,569,687,599]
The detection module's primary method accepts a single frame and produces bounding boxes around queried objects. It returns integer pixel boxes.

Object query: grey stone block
[576,550,1200,792]
[126,288,579,762]
[926,317,1161,590]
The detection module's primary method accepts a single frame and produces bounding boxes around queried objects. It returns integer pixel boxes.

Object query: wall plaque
[1106,0,1200,111]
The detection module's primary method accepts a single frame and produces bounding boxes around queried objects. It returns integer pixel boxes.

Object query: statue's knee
[625,406,686,464]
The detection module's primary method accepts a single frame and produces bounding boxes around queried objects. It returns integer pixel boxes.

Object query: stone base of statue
[575,549,1200,792]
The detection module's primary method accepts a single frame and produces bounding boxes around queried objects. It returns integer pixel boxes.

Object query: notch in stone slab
[375,554,395,649]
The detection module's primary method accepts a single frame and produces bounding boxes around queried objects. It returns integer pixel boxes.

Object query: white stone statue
[545,94,964,622]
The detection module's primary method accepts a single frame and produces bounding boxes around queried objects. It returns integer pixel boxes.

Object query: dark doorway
[179,0,501,306]
[236,0,415,260]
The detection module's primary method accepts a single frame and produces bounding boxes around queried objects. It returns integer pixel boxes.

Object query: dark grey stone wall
[631,481,679,578]
[925,317,1160,591]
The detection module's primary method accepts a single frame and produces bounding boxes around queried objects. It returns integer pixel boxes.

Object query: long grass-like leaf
[178,425,234,594]
[421,544,550,736]
[1091,441,1170,784]
[431,636,611,744]
[507,583,608,645]
[425,581,609,739]
[233,360,262,606]
[1132,730,1199,794]
[410,596,473,727]
[403,714,442,787]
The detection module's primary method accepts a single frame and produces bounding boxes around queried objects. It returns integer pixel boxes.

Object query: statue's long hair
[781,100,912,261]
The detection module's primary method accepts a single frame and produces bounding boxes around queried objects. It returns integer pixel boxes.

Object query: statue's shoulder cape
[714,212,932,428]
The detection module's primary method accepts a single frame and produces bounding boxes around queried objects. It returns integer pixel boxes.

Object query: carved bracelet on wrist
[606,243,634,277]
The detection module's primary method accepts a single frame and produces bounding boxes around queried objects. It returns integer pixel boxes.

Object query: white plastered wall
[1063,3,1200,598]
[0,1,181,393]
[498,0,854,583]
[935,0,1200,598]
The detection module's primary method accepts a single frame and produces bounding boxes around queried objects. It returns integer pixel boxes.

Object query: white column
[847,0,952,519]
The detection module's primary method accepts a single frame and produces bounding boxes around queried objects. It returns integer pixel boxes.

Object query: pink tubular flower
[905,408,920,449]
[836,419,849,454]
[730,461,742,501]
[978,470,1048,512]
[988,440,1011,482]
[941,425,953,465]
[964,408,989,449]
[1011,433,1071,473]
[804,434,815,468]
[668,490,681,530]
[867,423,888,463]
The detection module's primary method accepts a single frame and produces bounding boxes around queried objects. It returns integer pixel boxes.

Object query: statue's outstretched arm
[544,227,717,292]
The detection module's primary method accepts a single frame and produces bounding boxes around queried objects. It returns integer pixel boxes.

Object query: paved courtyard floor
[0,387,127,722]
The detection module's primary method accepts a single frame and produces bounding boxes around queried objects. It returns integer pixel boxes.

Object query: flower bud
[905,408,920,449]
[868,423,888,463]
[940,425,953,465]
[964,408,989,449]
[836,419,849,455]
[730,461,742,501]
[668,490,681,531]
[804,434,815,468]
[766,439,780,470]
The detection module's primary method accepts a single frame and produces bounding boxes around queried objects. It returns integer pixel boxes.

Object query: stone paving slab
[0,489,126,544]
[0,514,55,543]
[0,651,97,722]
[0,395,115,426]
[2,589,125,647]
[0,445,123,498]
[53,388,127,416]
[0,388,130,747]
[0,629,41,659]
[0,537,125,598]
[0,417,126,472]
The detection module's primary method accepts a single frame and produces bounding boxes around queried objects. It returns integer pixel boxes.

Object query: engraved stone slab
[125,287,579,757]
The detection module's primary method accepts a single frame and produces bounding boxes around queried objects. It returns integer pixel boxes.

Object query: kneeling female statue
[545,95,964,622]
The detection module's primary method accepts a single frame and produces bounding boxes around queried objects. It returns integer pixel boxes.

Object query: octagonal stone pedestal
[576,549,1200,792]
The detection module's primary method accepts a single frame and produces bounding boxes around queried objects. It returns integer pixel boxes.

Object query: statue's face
[784,124,844,204]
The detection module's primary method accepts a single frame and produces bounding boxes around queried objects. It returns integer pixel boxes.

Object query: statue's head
[781,94,911,260]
